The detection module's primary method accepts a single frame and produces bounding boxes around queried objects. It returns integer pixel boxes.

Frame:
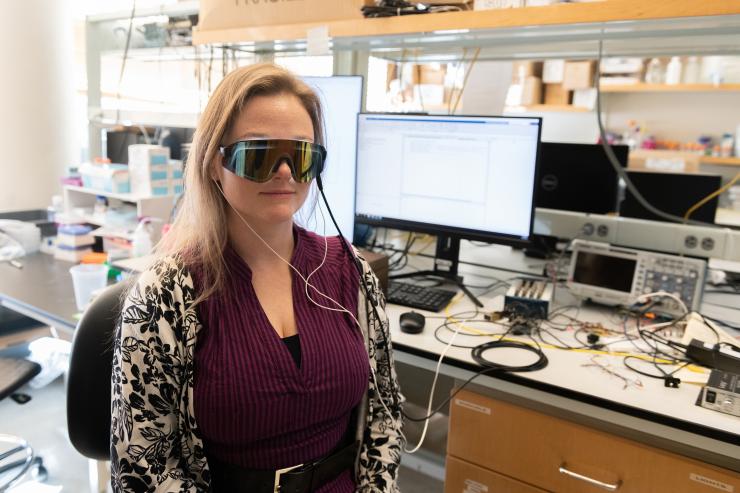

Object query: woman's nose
[273,159,293,180]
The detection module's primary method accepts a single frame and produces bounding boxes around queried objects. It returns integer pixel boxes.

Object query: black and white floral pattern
[111,254,404,492]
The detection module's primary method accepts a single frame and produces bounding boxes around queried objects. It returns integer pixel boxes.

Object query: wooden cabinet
[446,389,740,493]
[445,455,550,493]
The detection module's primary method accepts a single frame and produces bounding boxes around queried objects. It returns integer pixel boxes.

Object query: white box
[128,145,171,197]
[600,57,644,74]
[475,0,524,9]
[572,88,597,109]
[79,163,130,194]
[542,59,565,83]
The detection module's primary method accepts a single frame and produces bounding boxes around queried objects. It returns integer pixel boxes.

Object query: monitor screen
[294,76,363,240]
[355,113,541,245]
[536,142,629,214]
[621,171,722,224]
[572,251,636,293]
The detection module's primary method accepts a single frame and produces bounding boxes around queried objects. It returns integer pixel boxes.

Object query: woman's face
[215,92,315,228]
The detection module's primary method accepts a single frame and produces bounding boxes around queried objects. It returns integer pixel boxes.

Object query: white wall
[0,0,77,212]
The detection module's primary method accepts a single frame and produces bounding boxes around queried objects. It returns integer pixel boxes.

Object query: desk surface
[0,253,79,332]
[384,244,740,472]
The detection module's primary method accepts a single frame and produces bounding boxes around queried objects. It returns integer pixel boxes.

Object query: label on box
[454,399,491,415]
[463,479,489,493]
[689,473,734,492]
[307,25,330,56]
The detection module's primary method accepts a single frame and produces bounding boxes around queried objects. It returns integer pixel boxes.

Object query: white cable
[404,309,466,454]
[215,181,402,427]
[634,290,689,316]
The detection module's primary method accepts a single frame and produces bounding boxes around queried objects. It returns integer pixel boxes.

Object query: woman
[110,63,404,492]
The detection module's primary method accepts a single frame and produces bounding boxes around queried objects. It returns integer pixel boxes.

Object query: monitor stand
[389,235,484,308]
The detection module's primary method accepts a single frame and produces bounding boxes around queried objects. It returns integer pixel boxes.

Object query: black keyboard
[387,280,456,312]
[0,357,41,401]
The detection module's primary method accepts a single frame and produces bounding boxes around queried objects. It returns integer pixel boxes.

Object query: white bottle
[131,220,153,257]
[645,58,663,84]
[683,56,700,84]
[665,57,682,85]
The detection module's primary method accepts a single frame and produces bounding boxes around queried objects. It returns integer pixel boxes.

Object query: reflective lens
[220,139,326,183]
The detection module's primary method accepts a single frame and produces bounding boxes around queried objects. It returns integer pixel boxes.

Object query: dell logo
[541,174,558,191]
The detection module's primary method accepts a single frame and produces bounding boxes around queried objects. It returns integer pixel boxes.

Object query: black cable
[594,40,716,227]
[471,340,548,373]
[317,181,400,409]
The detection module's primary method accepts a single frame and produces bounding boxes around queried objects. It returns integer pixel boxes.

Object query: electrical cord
[115,0,137,125]
[684,172,740,221]
[594,40,717,227]
[361,1,468,18]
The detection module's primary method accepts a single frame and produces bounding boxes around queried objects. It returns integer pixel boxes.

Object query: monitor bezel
[353,112,543,248]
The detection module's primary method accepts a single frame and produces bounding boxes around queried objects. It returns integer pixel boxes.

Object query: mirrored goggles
[219,139,326,183]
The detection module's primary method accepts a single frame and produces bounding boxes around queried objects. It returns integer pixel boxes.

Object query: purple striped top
[193,226,369,492]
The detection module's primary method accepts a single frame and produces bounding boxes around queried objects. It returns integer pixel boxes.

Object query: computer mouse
[399,311,425,334]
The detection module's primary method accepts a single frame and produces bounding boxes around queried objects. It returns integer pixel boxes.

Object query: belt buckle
[273,462,304,493]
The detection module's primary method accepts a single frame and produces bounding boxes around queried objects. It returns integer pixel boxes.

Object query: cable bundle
[361,1,470,18]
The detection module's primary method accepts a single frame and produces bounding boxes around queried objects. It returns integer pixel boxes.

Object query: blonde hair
[157,63,325,304]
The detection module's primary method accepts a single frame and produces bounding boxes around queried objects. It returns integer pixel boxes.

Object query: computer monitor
[355,113,541,260]
[536,142,629,214]
[294,76,363,240]
[621,170,722,224]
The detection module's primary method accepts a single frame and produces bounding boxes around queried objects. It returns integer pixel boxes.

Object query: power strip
[534,208,740,261]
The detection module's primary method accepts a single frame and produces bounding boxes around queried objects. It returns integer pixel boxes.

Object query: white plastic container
[683,56,700,84]
[665,57,682,85]
[645,58,663,84]
[79,163,130,194]
[69,264,108,311]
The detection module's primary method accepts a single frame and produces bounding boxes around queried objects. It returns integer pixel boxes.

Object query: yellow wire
[451,47,481,115]
[440,300,706,374]
[684,172,740,220]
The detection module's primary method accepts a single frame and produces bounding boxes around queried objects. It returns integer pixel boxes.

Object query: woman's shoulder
[296,226,353,267]
[132,253,196,294]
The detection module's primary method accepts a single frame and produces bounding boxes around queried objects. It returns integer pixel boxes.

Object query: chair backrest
[66,280,131,460]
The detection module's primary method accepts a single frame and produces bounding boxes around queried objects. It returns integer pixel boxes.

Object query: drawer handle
[558,464,621,491]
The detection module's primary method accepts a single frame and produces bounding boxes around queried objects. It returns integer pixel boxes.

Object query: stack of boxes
[55,224,95,262]
[128,145,184,197]
[506,61,543,107]
[542,59,598,109]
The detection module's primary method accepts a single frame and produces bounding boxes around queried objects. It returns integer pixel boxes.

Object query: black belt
[209,441,359,493]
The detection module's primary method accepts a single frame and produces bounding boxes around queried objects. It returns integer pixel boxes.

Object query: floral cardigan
[110,253,405,492]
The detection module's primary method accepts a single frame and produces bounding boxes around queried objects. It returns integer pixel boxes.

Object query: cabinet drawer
[445,455,550,493]
[448,389,739,493]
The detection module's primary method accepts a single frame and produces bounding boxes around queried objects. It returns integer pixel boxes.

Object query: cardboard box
[542,59,566,83]
[411,65,447,86]
[543,82,571,105]
[198,0,364,31]
[563,60,596,89]
[475,0,524,9]
[505,76,542,106]
[512,61,543,81]
[521,76,542,105]
[572,87,597,109]
[445,455,548,493]
[628,149,701,173]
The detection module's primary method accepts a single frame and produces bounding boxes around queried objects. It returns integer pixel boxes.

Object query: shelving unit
[601,83,740,92]
[701,156,740,167]
[193,0,740,60]
[505,104,591,113]
[63,185,177,225]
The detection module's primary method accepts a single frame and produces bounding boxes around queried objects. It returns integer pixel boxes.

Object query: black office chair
[0,356,46,489]
[66,280,130,461]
